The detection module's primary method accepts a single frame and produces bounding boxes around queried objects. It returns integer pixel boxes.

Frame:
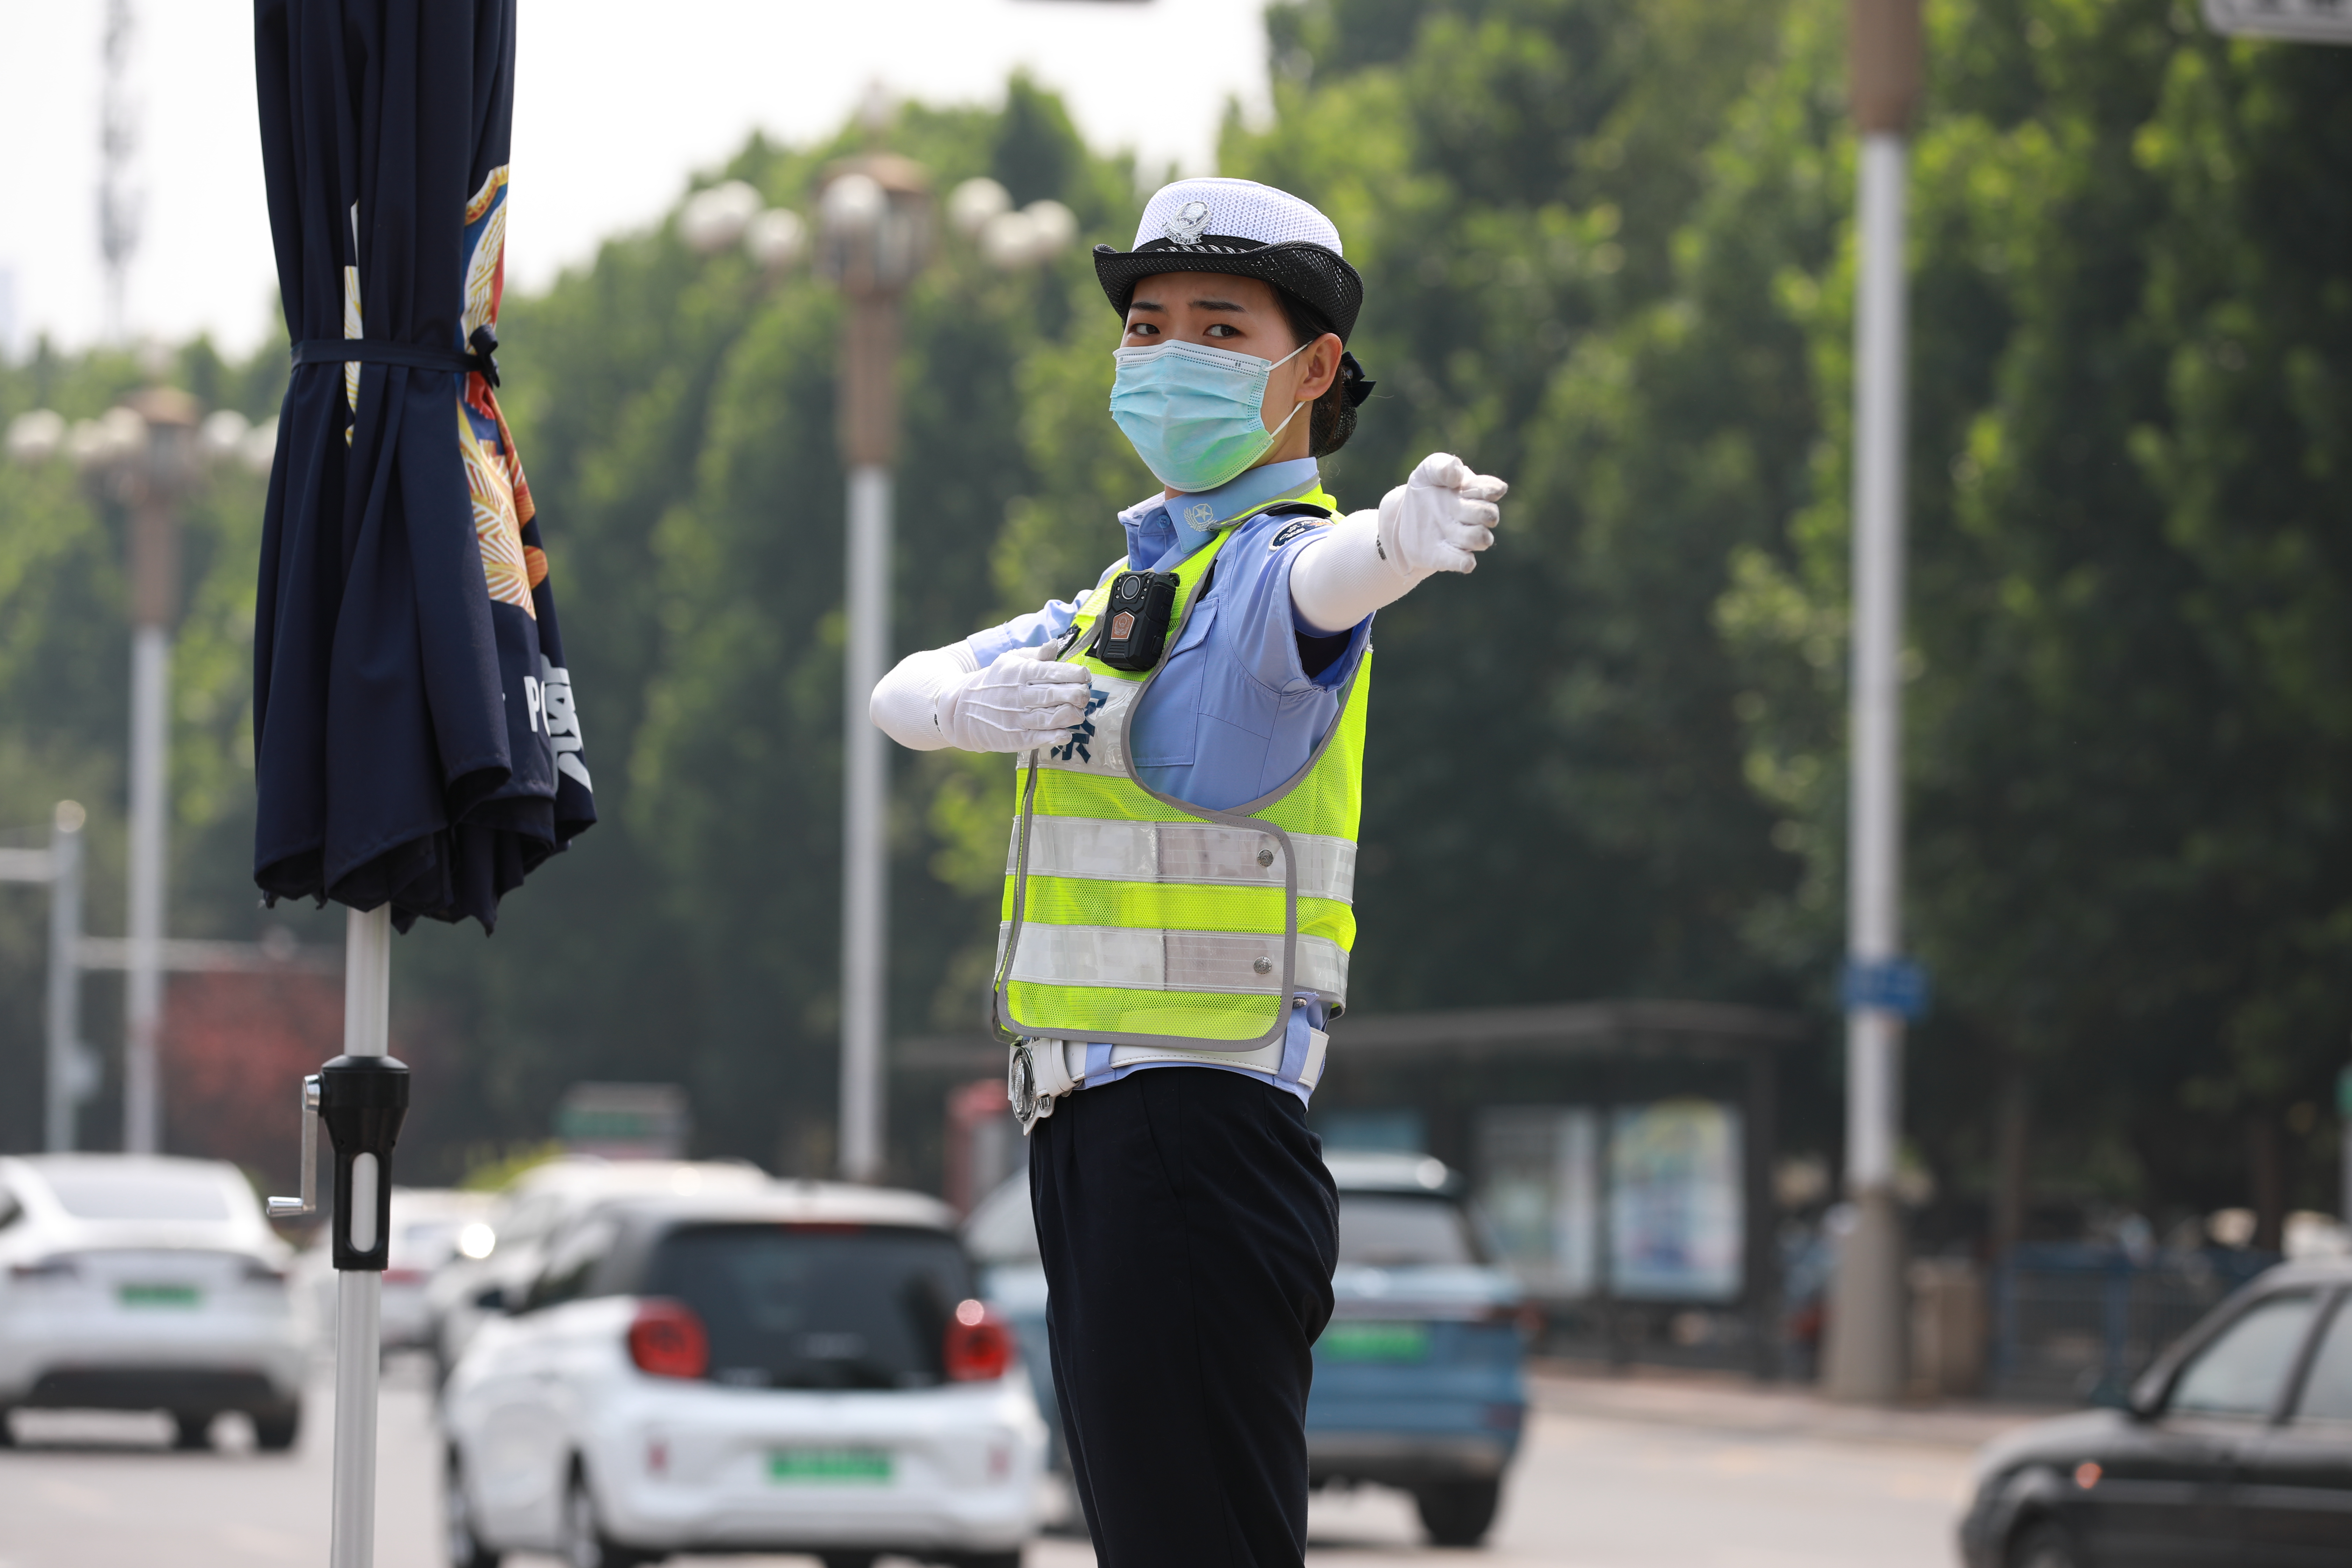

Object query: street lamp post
[673,154,1067,1184]
[1824,0,1923,1406]
[119,384,199,1157]
[6,387,272,1155]
[818,156,932,1185]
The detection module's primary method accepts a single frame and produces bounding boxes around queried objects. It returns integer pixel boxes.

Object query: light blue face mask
[1108,338,1310,495]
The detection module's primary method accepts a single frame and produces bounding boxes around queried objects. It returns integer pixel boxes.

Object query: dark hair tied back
[1272,288,1364,458]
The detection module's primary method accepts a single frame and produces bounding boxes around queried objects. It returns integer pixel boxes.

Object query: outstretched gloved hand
[937,644,1094,753]
[1378,452,1508,576]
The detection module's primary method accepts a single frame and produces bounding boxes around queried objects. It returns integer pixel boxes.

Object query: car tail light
[9,1255,75,1281]
[627,1299,709,1380]
[944,1299,1014,1382]
[243,1259,288,1284]
[382,1269,426,1285]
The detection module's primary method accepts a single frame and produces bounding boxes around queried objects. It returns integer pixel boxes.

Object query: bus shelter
[1307,1001,1804,1378]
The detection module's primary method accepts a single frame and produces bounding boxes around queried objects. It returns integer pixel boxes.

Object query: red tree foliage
[162,969,343,1191]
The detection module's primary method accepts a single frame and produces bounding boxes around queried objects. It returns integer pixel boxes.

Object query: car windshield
[1337,1193,1484,1268]
[41,1169,231,1222]
[644,1223,975,1391]
[2171,1292,2319,1419]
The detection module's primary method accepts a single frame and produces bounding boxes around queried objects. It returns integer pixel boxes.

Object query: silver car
[0,1154,303,1450]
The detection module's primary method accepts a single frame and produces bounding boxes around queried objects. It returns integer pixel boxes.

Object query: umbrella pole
[327,904,398,1568]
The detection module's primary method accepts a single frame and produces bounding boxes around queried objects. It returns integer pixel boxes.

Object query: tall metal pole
[1825,0,1920,1406]
[120,387,193,1156]
[47,802,86,1153]
[839,292,898,1186]
[841,460,892,1184]
[124,625,169,1154]
[330,903,393,1568]
[821,155,929,1185]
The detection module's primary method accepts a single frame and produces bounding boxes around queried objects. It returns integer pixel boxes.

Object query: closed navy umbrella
[249,5,588,1562]
[254,0,592,927]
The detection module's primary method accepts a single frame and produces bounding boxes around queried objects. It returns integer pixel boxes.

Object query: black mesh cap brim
[1093,238,1364,343]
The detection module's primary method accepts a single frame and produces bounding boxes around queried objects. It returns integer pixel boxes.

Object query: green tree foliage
[1227,0,1818,1014]
[395,88,1154,1173]
[1716,0,2352,1222]
[0,342,290,1153]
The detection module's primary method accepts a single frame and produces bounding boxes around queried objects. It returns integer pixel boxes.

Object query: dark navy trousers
[1030,1065,1339,1568]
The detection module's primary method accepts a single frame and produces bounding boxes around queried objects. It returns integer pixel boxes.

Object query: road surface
[0,1358,2025,1568]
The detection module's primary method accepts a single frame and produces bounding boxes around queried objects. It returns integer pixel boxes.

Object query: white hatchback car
[0,1154,303,1449]
[442,1182,1046,1568]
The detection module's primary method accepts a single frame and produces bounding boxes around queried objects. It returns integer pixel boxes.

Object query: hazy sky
[0,0,1273,358]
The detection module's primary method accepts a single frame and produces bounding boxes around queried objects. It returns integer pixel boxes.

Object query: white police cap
[1092,176,1365,343]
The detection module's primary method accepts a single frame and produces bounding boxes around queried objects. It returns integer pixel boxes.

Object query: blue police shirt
[964,457,1372,1102]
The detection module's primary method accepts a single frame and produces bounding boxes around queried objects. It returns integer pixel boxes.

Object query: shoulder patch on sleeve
[1269,518,1319,550]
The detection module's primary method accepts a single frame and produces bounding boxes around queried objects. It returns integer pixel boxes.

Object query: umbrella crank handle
[266,1074,323,1219]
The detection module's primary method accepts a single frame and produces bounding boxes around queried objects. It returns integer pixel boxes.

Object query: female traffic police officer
[872,177,1506,1567]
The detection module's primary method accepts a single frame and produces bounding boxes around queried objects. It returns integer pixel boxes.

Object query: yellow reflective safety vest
[992,488,1369,1052]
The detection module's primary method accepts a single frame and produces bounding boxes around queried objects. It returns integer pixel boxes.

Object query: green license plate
[768,1447,893,1484]
[119,1283,201,1309]
[1322,1322,1431,1362]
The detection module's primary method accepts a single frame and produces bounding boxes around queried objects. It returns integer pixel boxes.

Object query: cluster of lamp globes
[7,170,1078,468]
[5,396,276,481]
[677,173,1076,274]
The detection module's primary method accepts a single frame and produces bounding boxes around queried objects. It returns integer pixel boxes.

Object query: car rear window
[644,1223,975,1390]
[41,1170,232,1222]
[1337,1193,1485,1268]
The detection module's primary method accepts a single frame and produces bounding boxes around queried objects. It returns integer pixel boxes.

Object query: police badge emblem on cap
[1164,200,1212,247]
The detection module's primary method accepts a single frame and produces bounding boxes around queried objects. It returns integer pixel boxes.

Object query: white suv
[442,1182,1046,1568]
[0,1154,303,1449]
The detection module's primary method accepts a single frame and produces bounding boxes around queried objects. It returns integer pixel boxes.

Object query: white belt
[1100,1027,1328,1088]
[1009,1027,1329,1135]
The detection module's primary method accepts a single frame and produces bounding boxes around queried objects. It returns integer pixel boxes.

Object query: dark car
[1960,1257,2352,1567]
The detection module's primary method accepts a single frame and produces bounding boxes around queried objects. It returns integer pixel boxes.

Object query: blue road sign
[1842,957,1931,1021]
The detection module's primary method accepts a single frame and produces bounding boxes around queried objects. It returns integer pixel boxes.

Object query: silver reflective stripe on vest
[1006,817,1357,905]
[996,921,1349,1001]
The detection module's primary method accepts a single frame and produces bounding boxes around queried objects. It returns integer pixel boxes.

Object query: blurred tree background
[1,0,2348,1252]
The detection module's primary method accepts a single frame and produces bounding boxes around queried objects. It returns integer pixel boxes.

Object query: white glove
[1379,451,1507,576]
[934,644,1094,754]
[1289,452,1510,634]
